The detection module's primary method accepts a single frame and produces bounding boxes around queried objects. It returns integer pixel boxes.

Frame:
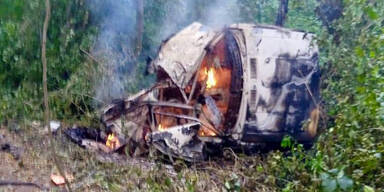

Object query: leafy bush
[0,0,97,122]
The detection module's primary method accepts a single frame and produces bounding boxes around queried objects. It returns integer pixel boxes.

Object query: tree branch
[0,180,46,190]
[135,0,144,56]
[276,0,289,26]
[42,0,72,191]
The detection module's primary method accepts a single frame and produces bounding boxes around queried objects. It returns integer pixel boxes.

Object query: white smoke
[157,0,240,40]
[202,0,240,29]
[89,0,241,104]
[89,0,137,104]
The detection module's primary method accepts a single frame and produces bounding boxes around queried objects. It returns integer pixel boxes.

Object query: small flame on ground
[158,124,165,131]
[205,67,217,89]
[106,133,120,150]
[198,127,217,137]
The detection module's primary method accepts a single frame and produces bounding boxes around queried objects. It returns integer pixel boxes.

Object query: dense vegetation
[0,0,383,191]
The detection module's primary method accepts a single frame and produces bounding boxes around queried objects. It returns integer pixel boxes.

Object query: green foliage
[281,135,293,148]
[0,0,97,122]
[224,173,241,192]
[238,0,279,24]
[286,0,322,32]
[320,169,353,192]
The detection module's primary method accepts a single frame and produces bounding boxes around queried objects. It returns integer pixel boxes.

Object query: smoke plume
[88,0,137,104]
[89,0,241,104]
[202,0,240,28]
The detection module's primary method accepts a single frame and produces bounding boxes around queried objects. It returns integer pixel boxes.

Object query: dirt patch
[0,127,51,191]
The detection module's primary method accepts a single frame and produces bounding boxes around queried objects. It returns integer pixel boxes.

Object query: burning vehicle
[100,22,320,161]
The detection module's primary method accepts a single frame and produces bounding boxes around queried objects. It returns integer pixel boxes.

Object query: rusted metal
[145,101,195,110]
[150,123,205,162]
[153,22,216,89]
[153,111,222,135]
[153,111,200,122]
[187,50,206,104]
[203,96,222,128]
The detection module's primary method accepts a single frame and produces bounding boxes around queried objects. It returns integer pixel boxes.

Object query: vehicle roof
[153,22,317,89]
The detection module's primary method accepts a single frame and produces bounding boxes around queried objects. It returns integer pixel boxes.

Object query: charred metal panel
[150,122,204,161]
[250,58,257,79]
[223,30,244,133]
[241,127,315,143]
[232,24,319,137]
[153,22,216,89]
[224,28,248,140]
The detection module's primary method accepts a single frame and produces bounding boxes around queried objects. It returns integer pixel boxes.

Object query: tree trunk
[42,0,50,142]
[135,0,144,56]
[315,0,343,33]
[275,0,289,26]
[42,0,72,191]
[257,2,262,23]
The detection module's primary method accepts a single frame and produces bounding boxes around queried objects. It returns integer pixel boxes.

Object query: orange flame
[106,133,120,150]
[158,124,165,131]
[205,67,217,89]
[198,127,217,137]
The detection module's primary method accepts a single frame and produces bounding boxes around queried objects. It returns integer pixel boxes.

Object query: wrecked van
[101,22,320,161]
